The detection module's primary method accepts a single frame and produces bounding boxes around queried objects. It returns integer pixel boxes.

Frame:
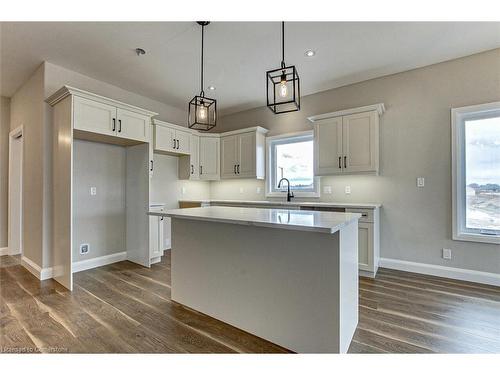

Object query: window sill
[453,232,500,245]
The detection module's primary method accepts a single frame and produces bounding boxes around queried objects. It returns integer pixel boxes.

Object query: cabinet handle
[344,156,347,169]
[191,164,194,174]
[112,118,116,132]
[338,156,341,169]
[160,216,164,221]
[150,160,154,172]
[237,164,240,174]
[177,139,180,149]
[200,165,203,175]
[234,165,237,174]
[173,139,176,149]
[118,119,122,133]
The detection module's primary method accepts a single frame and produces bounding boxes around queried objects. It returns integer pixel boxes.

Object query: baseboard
[0,247,9,256]
[379,257,500,287]
[21,256,53,280]
[72,251,127,273]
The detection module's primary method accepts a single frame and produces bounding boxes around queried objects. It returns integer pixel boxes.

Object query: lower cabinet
[149,215,164,265]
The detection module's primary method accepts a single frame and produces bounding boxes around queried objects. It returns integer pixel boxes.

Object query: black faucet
[278,178,294,202]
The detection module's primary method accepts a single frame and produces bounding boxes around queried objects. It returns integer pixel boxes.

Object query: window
[452,102,500,244]
[266,131,320,197]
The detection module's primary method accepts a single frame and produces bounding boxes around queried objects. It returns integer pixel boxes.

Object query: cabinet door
[190,134,200,179]
[237,132,256,178]
[220,135,238,178]
[342,111,378,173]
[74,96,117,136]
[175,129,191,154]
[116,108,149,142]
[357,222,374,272]
[199,137,220,180]
[149,216,160,258]
[154,125,175,152]
[313,116,343,175]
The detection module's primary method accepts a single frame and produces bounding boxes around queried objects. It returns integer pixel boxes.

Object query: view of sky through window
[275,140,314,190]
[465,116,500,231]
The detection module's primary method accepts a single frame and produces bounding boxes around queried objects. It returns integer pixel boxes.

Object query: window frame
[451,101,500,244]
[265,131,320,198]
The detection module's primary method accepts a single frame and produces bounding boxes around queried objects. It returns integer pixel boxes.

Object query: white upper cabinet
[153,120,191,155]
[199,136,220,180]
[220,127,268,179]
[179,133,200,180]
[71,89,157,143]
[310,104,384,176]
[116,108,150,142]
[74,96,116,136]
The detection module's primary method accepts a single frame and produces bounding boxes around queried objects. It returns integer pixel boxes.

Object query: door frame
[8,125,23,256]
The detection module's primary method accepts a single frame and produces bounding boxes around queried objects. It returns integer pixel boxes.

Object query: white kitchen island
[149,206,361,353]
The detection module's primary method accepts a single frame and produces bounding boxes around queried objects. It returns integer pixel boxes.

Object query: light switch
[323,185,332,194]
[442,248,452,260]
[345,186,351,195]
[417,177,425,187]
[90,187,97,196]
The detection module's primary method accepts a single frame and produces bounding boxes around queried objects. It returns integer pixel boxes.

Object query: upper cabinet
[309,104,384,176]
[220,127,268,179]
[69,88,157,144]
[199,135,220,180]
[179,133,200,180]
[153,120,191,155]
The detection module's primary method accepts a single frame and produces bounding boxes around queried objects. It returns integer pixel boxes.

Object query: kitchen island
[149,206,361,353]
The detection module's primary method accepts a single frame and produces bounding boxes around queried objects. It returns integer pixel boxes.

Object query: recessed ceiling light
[208,85,216,91]
[304,50,316,57]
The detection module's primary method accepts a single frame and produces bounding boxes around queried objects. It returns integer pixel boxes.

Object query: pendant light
[188,21,216,131]
[266,21,300,114]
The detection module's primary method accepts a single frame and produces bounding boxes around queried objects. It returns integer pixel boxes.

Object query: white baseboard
[379,258,500,287]
[21,256,53,280]
[72,251,127,273]
[0,247,9,256]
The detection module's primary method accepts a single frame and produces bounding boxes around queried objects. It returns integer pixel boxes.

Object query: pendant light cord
[200,23,205,97]
[281,21,285,69]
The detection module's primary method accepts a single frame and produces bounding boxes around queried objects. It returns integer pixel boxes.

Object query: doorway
[8,126,23,255]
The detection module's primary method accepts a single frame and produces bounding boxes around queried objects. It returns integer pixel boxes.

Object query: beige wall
[9,65,48,266]
[213,49,500,274]
[72,140,127,261]
[0,96,10,248]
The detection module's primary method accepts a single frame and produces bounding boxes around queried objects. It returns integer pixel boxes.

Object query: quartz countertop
[178,199,381,209]
[148,206,361,234]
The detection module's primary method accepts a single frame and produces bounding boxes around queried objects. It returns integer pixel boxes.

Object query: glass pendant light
[266,21,300,114]
[188,21,216,131]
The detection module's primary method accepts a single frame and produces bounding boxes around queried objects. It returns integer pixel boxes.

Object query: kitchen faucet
[278,178,294,202]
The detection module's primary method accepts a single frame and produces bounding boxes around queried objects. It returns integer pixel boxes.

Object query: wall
[213,48,500,274]
[9,65,48,267]
[0,96,10,248]
[72,140,126,261]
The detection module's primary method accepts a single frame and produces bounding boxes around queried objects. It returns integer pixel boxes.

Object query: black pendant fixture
[188,21,216,131]
[266,21,300,114]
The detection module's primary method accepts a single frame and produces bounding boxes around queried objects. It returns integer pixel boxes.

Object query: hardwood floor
[1,252,500,353]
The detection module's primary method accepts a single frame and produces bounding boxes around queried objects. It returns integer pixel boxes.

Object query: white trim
[46,86,158,117]
[21,256,53,280]
[0,247,9,256]
[379,257,500,287]
[307,103,385,123]
[220,126,269,137]
[265,131,320,198]
[72,251,127,273]
[451,101,500,245]
[8,125,23,256]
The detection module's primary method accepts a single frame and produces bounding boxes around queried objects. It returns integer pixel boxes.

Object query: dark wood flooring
[1,252,500,353]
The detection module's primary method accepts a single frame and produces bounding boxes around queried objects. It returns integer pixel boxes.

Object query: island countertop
[148,206,361,234]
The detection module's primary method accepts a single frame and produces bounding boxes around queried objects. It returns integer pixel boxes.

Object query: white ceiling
[1,22,500,115]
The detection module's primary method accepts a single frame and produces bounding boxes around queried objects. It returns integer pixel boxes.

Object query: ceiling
[1,22,500,115]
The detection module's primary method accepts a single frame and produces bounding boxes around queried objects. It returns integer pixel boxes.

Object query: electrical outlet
[417,177,425,187]
[90,187,97,196]
[256,187,262,194]
[323,185,332,194]
[345,185,351,195]
[181,186,187,195]
[239,187,244,194]
[442,248,452,260]
[80,243,90,255]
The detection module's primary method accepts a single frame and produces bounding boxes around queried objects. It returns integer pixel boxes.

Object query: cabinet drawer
[345,208,373,223]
